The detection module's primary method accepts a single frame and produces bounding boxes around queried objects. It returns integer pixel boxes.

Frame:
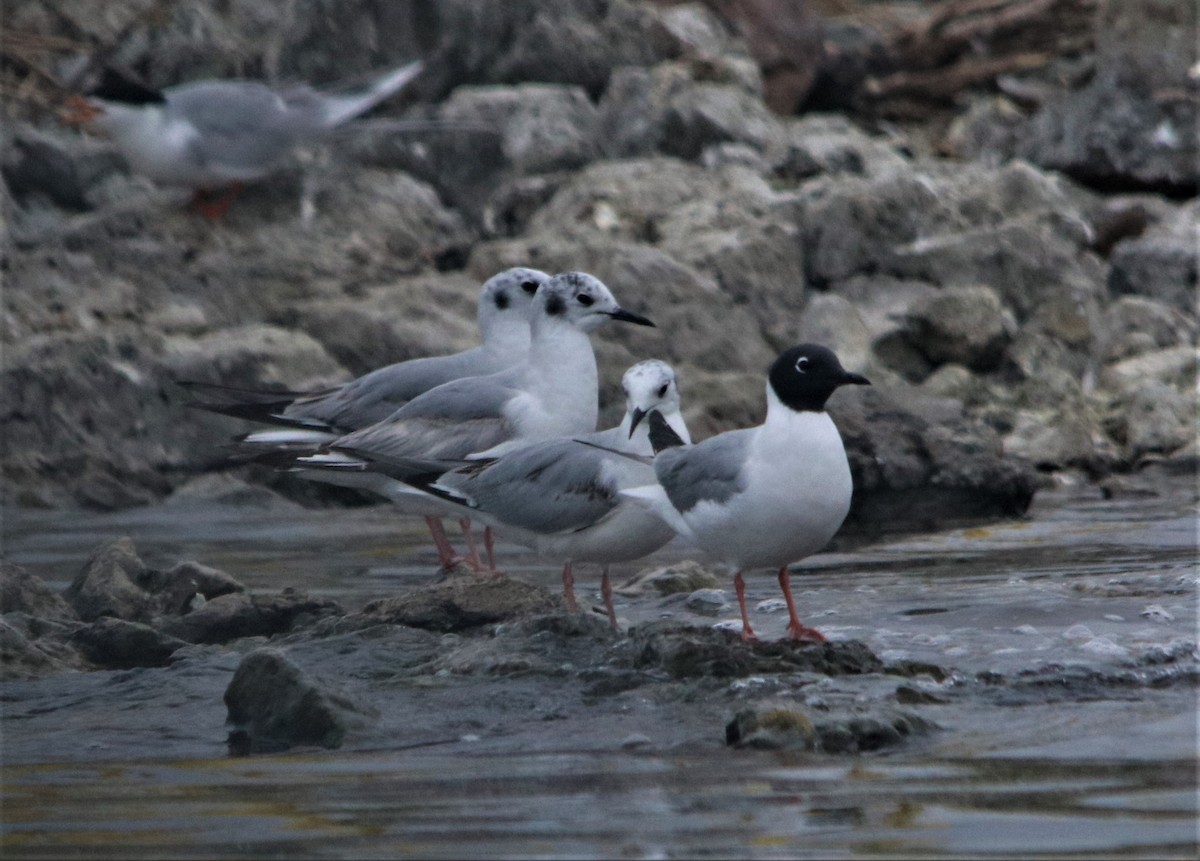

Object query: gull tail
[319,59,424,128]
[619,483,694,540]
[176,379,335,430]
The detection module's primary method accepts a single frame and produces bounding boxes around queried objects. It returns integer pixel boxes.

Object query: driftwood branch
[861,0,1098,114]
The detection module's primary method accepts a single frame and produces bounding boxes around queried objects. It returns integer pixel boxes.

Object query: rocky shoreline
[3,0,1195,519]
[1,0,1197,762]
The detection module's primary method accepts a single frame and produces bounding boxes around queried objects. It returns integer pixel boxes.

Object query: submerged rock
[359,572,560,633]
[224,648,376,754]
[726,705,936,752]
[615,560,722,597]
[69,618,188,670]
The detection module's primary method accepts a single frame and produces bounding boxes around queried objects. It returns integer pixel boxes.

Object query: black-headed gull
[623,344,869,642]
[63,61,423,217]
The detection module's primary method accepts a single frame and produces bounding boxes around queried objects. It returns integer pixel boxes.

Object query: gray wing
[166,81,310,175]
[330,375,518,468]
[445,439,622,534]
[655,428,752,513]
[286,347,492,431]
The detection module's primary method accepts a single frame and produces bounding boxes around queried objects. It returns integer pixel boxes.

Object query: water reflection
[4,752,1196,858]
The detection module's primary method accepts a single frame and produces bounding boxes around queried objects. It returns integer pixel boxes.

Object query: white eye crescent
[795,356,809,373]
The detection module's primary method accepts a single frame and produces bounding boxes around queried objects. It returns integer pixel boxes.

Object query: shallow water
[2,481,1198,858]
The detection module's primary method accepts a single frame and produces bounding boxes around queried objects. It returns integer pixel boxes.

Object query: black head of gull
[768,344,870,413]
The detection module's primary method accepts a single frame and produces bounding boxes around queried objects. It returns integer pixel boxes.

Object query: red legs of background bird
[777,566,827,643]
[733,571,759,643]
[424,515,464,571]
[457,517,484,572]
[482,526,502,575]
[561,561,578,612]
[190,183,245,220]
[599,565,618,632]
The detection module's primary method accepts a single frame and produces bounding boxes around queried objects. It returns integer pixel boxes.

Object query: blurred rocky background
[2,0,1196,533]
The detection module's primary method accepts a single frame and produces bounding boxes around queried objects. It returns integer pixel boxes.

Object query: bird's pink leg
[600,565,618,632]
[424,515,463,571]
[457,517,484,573]
[482,526,504,576]
[561,561,578,612]
[733,571,759,643]
[777,566,827,643]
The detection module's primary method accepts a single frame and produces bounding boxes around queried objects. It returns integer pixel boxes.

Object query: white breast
[683,408,853,571]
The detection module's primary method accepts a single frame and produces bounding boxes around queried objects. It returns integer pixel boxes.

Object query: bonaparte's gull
[181,267,549,570]
[295,272,656,570]
[623,344,869,642]
[183,267,549,439]
[63,61,423,217]
[391,360,692,629]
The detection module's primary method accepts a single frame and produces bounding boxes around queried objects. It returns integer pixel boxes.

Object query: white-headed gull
[294,272,656,571]
[387,360,692,629]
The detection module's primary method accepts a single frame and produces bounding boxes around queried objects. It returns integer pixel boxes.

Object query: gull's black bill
[842,371,871,386]
[628,407,647,438]
[608,308,655,327]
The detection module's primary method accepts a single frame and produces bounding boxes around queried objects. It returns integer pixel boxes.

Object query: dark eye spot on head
[657,384,668,399]
[577,293,594,307]
[795,356,809,373]
[545,294,566,316]
[520,280,539,294]
[493,291,510,310]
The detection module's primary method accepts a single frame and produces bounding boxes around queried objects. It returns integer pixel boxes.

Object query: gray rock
[416,0,682,98]
[771,114,912,182]
[685,588,729,617]
[281,272,484,377]
[1108,202,1199,313]
[1098,296,1196,363]
[160,589,344,645]
[1018,0,1198,194]
[615,560,722,597]
[725,706,816,750]
[1,560,78,624]
[445,84,601,175]
[1106,383,1196,461]
[64,538,157,623]
[62,537,253,628]
[599,61,774,160]
[225,648,375,754]
[833,387,1038,533]
[144,561,246,616]
[69,618,188,670]
[358,573,559,633]
[1003,409,1101,471]
[1101,346,1198,397]
[902,285,1013,372]
[0,617,83,680]
[2,125,125,211]
[802,163,1103,356]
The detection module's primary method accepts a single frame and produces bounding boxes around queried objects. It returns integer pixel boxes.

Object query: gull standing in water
[622,344,869,642]
[294,272,656,572]
[385,360,692,629]
[182,267,549,569]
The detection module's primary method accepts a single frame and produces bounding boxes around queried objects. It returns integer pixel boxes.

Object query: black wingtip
[647,410,685,454]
